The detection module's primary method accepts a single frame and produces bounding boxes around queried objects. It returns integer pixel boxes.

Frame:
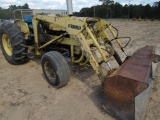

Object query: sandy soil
[0,20,160,120]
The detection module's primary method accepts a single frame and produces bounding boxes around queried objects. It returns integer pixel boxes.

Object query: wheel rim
[2,34,12,56]
[44,62,56,83]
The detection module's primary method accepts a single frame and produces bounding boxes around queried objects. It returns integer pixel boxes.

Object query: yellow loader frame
[16,14,127,80]
[1,14,156,120]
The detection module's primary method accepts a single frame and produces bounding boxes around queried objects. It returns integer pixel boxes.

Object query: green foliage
[99,0,114,5]
[0,2,159,20]
[0,3,29,19]
[74,1,160,19]
[9,3,29,11]
[0,10,14,19]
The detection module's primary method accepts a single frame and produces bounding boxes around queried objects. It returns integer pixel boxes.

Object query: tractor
[0,0,160,120]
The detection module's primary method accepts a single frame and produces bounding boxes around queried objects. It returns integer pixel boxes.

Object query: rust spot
[103,46,155,120]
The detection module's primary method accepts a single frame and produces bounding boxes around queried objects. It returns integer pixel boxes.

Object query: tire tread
[41,51,70,88]
[0,22,28,64]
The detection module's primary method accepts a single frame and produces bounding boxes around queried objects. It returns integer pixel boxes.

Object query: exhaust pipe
[66,0,73,15]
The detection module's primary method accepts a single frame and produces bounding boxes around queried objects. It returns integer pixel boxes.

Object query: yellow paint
[15,20,30,38]
[30,15,126,80]
[2,34,12,56]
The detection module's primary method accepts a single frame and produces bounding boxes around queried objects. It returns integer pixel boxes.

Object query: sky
[0,0,157,12]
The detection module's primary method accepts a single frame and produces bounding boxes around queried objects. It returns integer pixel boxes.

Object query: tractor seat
[24,16,33,29]
[24,16,32,23]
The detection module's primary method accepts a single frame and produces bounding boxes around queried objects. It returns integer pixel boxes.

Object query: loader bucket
[103,46,155,120]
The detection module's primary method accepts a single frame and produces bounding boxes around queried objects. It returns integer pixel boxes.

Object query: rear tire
[0,22,28,64]
[41,51,70,88]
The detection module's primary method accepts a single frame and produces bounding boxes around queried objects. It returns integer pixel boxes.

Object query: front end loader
[0,14,160,119]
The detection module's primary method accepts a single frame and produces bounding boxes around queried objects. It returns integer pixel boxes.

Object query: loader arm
[29,14,160,120]
[32,14,128,80]
[0,1,159,119]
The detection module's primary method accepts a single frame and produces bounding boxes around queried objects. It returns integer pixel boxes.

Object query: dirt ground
[0,20,160,120]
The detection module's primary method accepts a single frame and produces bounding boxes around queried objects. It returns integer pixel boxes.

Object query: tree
[153,1,160,19]
[99,0,114,19]
[0,3,30,19]
[79,8,90,17]
[74,2,159,19]
[153,1,160,7]
[8,3,29,11]
[22,3,29,9]
[9,5,17,11]
[144,4,152,18]
[99,0,114,5]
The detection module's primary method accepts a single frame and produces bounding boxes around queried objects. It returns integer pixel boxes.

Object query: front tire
[0,22,28,64]
[41,51,70,88]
